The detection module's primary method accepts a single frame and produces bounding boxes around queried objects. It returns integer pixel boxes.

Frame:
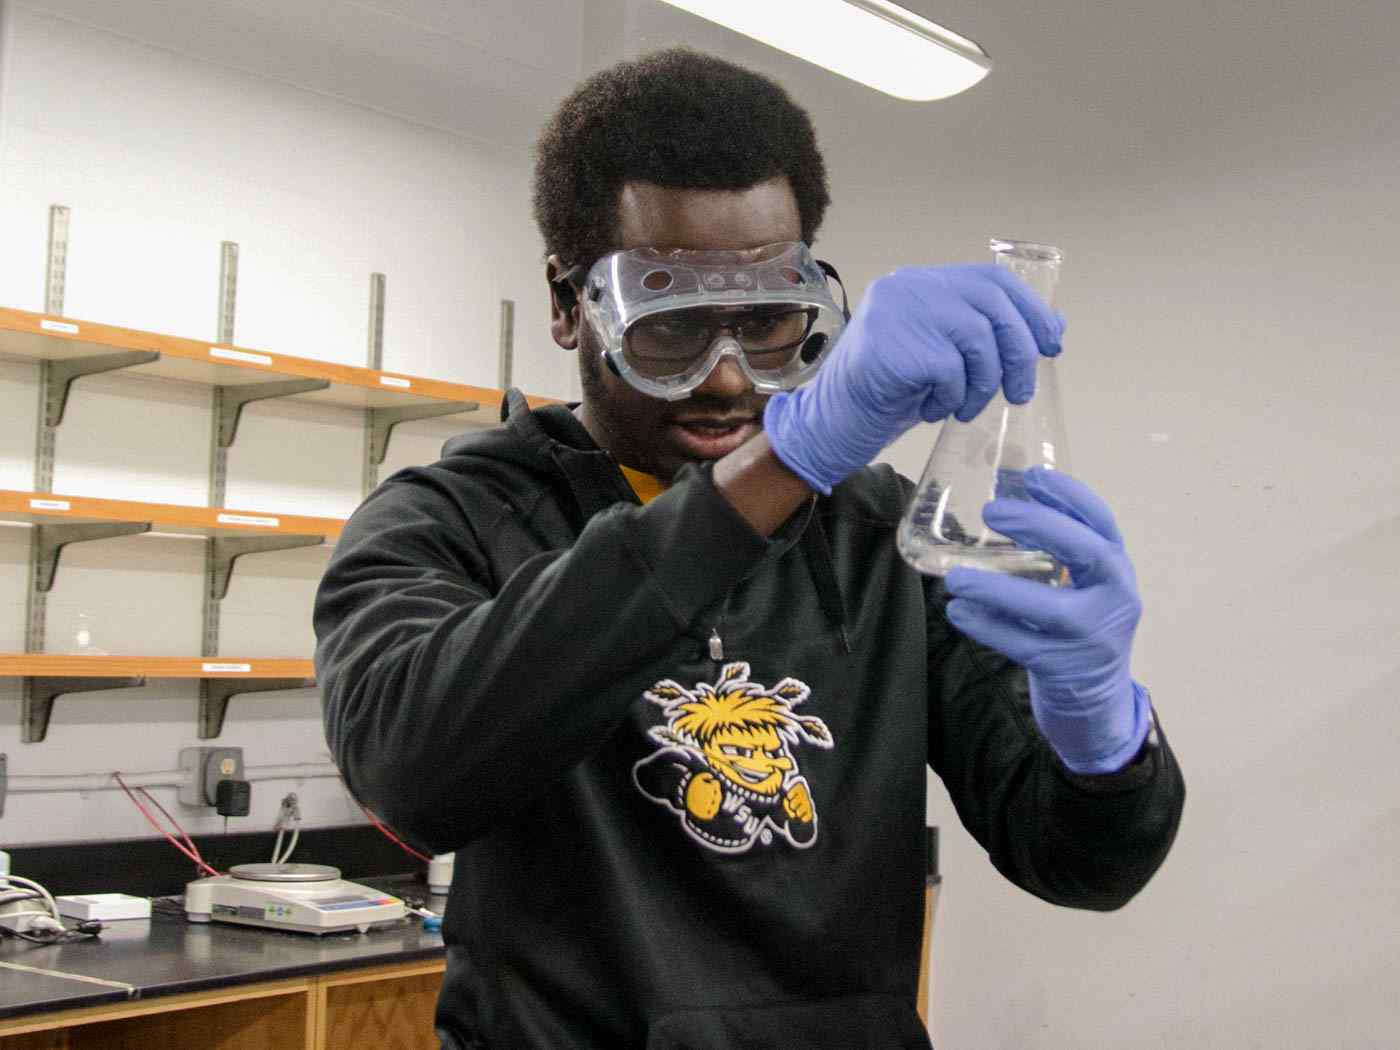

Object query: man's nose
[693,343,753,399]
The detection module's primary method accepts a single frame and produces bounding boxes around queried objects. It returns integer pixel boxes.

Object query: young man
[315,49,1185,1049]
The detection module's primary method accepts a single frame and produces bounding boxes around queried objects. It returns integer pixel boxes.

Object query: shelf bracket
[22,676,146,744]
[46,205,70,318]
[498,299,515,388]
[208,534,326,600]
[215,378,331,448]
[368,402,479,466]
[198,677,316,739]
[34,521,152,594]
[44,351,162,429]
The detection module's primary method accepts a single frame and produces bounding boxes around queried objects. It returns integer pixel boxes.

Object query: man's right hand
[762,264,1064,494]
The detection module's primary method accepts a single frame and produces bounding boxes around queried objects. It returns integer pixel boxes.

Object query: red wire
[113,772,218,876]
[117,774,428,872]
[112,772,222,878]
[358,802,432,863]
[137,785,200,861]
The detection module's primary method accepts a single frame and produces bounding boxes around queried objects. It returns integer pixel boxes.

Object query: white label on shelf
[217,513,280,528]
[202,662,252,673]
[40,319,80,334]
[30,498,71,511]
[378,375,411,389]
[209,347,272,366]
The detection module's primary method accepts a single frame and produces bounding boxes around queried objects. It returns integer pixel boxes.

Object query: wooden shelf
[0,655,314,678]
[1,655,317,741]
[0,488,344,540]
[0,305,557,412]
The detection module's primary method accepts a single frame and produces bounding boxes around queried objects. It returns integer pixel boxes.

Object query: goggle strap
[601,348,623,379]
[816,259,851,321]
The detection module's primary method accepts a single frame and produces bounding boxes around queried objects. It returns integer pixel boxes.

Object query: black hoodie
[314,391,1184,1049]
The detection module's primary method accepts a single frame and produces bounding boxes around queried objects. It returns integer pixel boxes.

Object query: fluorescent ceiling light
[655,0,991,101]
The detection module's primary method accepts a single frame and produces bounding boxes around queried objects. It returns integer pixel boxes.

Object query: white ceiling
[14,0,1399,181]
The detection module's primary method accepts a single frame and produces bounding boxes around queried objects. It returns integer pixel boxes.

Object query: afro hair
[533,48,830,272]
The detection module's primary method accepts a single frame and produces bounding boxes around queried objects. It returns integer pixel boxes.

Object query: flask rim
[989,238,1062,264]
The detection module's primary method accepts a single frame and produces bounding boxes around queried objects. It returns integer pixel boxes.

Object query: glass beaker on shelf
[68,609,110,655]
[896,237,1071,584]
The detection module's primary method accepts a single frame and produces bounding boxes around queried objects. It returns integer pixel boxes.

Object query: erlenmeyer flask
[896,238,1070,584]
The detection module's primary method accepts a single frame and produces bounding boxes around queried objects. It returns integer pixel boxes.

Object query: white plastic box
[55,893,152,921]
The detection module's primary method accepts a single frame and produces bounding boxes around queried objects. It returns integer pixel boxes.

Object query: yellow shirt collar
[619,465,666,504]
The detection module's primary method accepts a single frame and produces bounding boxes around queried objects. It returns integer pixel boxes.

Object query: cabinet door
[318,964,443,1050]
[0,990,311,1050]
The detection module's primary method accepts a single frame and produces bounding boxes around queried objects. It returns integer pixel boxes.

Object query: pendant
[708,628,724,661]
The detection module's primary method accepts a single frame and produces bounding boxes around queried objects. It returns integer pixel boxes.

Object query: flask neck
[989,237,1061,306]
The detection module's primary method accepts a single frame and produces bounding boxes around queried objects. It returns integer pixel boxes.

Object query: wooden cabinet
[317,962,444,1050]
[0,959,444,1050]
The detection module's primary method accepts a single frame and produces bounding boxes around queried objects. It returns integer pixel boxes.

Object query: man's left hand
[943,466,1152,774]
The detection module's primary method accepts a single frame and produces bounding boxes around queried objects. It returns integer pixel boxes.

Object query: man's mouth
[667,415,760,459]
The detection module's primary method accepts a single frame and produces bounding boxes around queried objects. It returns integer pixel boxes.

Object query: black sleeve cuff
[1057,707,1165,795]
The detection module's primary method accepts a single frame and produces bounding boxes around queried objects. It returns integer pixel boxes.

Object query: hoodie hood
[440,388,634,525]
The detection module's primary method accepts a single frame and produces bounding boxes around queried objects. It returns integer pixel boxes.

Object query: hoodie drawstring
[802,511,853,654]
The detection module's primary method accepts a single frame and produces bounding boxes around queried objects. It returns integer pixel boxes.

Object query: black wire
[0,924,101,946]
[1,889,106,946]
[1,884,106,945]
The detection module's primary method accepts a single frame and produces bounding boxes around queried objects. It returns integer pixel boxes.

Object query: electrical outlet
[178,747,245,807]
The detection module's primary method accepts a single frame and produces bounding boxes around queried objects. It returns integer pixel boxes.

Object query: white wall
[0,1,571,843]
[2,0,1398,1046]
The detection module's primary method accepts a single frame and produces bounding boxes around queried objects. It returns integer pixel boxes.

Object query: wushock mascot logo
[632,662,834,854]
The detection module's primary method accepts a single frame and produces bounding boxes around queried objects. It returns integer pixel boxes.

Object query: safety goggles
[558,241,848,400]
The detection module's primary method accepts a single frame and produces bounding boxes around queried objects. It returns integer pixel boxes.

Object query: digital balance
[185,863,406,935]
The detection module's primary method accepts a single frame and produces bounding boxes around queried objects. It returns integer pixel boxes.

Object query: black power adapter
[214,778,251,817]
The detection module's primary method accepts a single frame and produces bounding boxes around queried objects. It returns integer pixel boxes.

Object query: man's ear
[546,255,580,350]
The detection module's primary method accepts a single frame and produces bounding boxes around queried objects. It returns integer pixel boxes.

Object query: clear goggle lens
[623,305,819,377]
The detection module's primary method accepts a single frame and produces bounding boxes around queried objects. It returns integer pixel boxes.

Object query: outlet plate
[178,746,245,807]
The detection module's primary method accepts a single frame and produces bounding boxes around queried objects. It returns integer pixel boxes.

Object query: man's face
[554,177,803,482]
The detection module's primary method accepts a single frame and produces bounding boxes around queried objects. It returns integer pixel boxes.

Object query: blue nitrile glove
[943,467,1153,774]
[764,265,1064,494]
